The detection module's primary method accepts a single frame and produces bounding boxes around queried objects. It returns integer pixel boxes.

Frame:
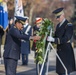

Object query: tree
[70,0,76,46]
[7,0,74,26]
[7,0,14,17]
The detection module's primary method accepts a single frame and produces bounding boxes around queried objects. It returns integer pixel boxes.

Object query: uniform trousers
[4,58,18,75]
[22,54,28,65]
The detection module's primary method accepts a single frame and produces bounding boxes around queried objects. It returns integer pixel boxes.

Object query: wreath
[35,18,54,64]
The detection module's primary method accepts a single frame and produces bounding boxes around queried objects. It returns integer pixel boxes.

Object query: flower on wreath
[35,18,54,64]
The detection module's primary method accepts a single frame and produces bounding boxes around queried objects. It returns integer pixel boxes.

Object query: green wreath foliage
[35,18,54,64]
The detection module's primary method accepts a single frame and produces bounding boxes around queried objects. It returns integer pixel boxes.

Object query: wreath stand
[39,29,68,75]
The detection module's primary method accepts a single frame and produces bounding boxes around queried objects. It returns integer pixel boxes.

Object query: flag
[0,6,3,26]
[14,0,24,17]
[0,1,8,30]
[0,0,2,3]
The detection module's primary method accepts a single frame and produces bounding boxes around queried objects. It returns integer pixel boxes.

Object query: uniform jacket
[3,25,30,60]
[54,19,76,73]
[21,25,32,54]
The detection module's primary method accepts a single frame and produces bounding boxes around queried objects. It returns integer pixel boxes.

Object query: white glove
[47,36,55,42]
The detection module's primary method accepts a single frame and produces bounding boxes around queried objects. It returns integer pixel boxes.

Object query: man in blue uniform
[3,16,41,75]
[21,16,32,65]
[47,8,75,75]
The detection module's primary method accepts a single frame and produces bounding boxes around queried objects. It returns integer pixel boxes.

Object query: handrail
[39,42,68,75]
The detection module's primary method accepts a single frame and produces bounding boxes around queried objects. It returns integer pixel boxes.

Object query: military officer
[3,16,41,75]
[32,17,47,75]
[21,16,32,65]
[47,8,76,75]
[32,17,42,51]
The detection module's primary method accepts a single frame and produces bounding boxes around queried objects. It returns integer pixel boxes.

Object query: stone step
[48,71,58,75]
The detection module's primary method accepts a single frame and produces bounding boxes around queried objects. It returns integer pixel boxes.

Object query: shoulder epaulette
[67,23,72,26]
